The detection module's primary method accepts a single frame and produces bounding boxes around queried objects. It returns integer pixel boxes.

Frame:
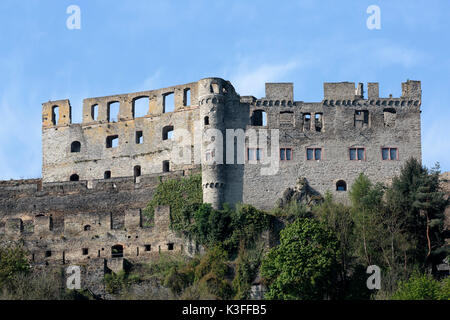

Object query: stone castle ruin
[0,78,422,293]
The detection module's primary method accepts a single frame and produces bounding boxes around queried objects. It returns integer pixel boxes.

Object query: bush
[391,273,450,300]
[261,218,340,300]
[0,246,30,287]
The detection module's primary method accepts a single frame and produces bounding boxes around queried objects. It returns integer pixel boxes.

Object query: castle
[0,78,422,293]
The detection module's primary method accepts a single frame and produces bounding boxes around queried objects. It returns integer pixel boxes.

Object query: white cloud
[227,60,300,97]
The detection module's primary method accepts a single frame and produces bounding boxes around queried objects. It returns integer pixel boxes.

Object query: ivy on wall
[143,174,203,232]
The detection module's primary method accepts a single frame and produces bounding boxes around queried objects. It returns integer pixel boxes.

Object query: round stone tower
[198,78,228,209]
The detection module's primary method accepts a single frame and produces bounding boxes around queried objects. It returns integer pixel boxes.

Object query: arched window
[70,174,79,182]
[162,126,174,140]
[204,116,210,125]
[84,225,91,231]
[336,180,347,192]
[134,165,141,178]
[133,96,149,118]
[184,88,191,106]
[52,106,59,125]
[91,104,98,121]
[163,93,175,113]
[71,141,81,153]
[111,244,124,258]
[104,171,111,179]
[107,102,120,122]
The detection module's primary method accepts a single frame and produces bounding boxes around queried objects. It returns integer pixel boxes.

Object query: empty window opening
[382,148,398,160]
[133,97,149,118]
[163,160,170,173]
[84,225,91,231]
[108,102,120,122]
[104,171,111,179]
[306,148,322,161]
[280,148,293,161]
[304,113,311,131]
[111,244,124,258]
[184,88,191,106]
[163,93,175,113]
[336,180,347,192]
[91,104,98,121]
[251,110,267,126]
[204,116,210,125]
[145,245,151,252]
[45,250,52,258]
[71,141,81,153]
[383,108,397,127]
[354,110,369,128]
[70,174,79,182]
[349,148,365,161]
[136,247,139,257]
[247,148,263,161]
[106,135,119,148]
[82,248,89,256]
[134,165,141,178]
[136,131,143,144]
[52,106,59,125]
[162,126,174,140]
[315,113,323,132]
[167,243,174,251]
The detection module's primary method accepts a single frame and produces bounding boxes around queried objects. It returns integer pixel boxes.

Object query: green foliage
[232,244,264,300]
[390,272,450,300]
[0,246,30,287]
[313,192,355,298]
[386,158,448,268]
[143,174,203,232]
[188,203,233,248]
[261,218,340,300]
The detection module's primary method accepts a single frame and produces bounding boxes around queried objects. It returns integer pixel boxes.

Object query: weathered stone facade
[0,77,423,295]
[40,77,422,210]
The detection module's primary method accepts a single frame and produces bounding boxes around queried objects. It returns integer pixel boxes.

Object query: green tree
[261,218,340,300]
[386,158,448,269]
[349,173,386,266]
[314,192,354,297]
[0,246,30,287]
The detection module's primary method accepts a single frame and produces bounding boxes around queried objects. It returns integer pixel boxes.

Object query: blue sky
[0,0,449,179]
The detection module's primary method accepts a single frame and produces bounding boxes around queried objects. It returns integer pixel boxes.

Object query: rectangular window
[247,148,263,161]
[136,131,143,144]
[382,147,398,160]
[106,135,119,148]
[350,148,365,160]
[307,148,322,161]
[280,148,293,161]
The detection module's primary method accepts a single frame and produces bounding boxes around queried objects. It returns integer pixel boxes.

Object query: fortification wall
[226,81,422,209]
[0,168,201,266]
[42,82,201,183]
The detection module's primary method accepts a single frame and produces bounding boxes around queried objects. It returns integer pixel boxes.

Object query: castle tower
[198,78,228,209]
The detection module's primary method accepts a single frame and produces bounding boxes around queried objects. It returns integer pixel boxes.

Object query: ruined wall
[40,78,422,211]
[237,81,422,209]
[42,82,201,183]
[0,168,201,267]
